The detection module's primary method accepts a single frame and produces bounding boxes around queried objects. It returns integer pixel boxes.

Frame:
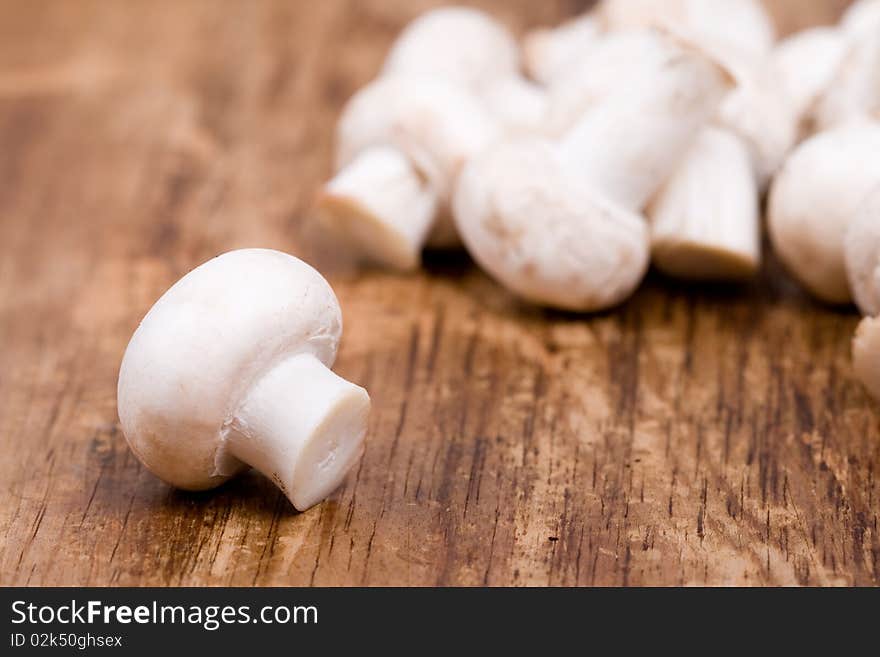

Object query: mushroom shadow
[162,470,302,520]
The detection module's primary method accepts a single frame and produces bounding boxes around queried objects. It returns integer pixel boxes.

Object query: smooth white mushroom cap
[844,188,880,316]
[841,0,880,39]
[768,122,880,304]
[335,75,499,204]
[118,249,369,508]
[382,7,519,90]
[453,138,649,312]
[715,55,799,188]
[771,27,849,123]
[382,8,546,134]
[811,33,880,131]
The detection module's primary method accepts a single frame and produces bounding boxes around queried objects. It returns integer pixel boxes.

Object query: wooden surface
[1,0,876,587]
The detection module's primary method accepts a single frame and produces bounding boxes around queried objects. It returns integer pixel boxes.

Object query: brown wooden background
[2,0,876,587]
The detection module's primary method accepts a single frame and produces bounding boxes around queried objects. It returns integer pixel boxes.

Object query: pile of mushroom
[314,0,880,402]
[116,1,880,511]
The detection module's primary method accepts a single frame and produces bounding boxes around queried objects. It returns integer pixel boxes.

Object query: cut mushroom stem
[222,352,370,511]
[316,146,438,271]
[316,75,497,270]
[649,127,760,280]
[557,29,734,210]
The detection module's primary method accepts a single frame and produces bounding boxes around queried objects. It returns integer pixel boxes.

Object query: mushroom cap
[335,75,499,203]
[768,122,880,304]
[453,137,649,312]
[811,33,880,132]
[841,0,880,39]
[383,7,519,90]
[844,187,880,316]
[600,0,775,62]
[117,249,342,490]
[853,315,880,401]
[771,27,848,121]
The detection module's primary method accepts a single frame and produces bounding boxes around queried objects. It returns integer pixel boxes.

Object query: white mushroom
[811,32,880,132]
[316,75,498,269]
[317,146,438,271]
[771,27,849,126]
[714,55,799,189]
[543,29,677,136]
[117,249,371,511]
[383,6,548,133]
[453,35,732,311]
[852,316,880,401]
[649,127,760,281]
[522,12,602,86]
[844,188,880,316]
[557,30,733,211]
[383,7,519,91]
[767,122,880,304]
[841,0,880,39]
[523,0,773,89]
[599,0,776,64]
[454,137,650,312]
[538,20,789,189]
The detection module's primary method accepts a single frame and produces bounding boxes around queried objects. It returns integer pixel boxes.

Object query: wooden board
[1,0,875,587]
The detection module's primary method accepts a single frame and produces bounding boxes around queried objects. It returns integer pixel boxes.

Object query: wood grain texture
[1,0,876,587]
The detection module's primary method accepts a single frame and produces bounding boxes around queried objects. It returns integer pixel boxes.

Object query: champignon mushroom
[770,27,848,130]
[453,34,732,311]
[844,188,880,316]
[556,30,734,211]
[315,75,498,269]
[599,0,776,64]
[714,53,799,190]
[649,127,760,281]
[382,6,547,134]
[853,316,880,401]
[454,137,649,312]
[811,31,880,132]
[840,0,880,39]
[522,12,602,86]
[543,29,678,136]
[768,121,880,304]
[117,249,371,511]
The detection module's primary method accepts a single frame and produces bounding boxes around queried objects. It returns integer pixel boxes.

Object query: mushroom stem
[522,13,602,86]
[223,352,370,511]
[649,128,760,281]
[316,146,438,271]
[557,31,733,210]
